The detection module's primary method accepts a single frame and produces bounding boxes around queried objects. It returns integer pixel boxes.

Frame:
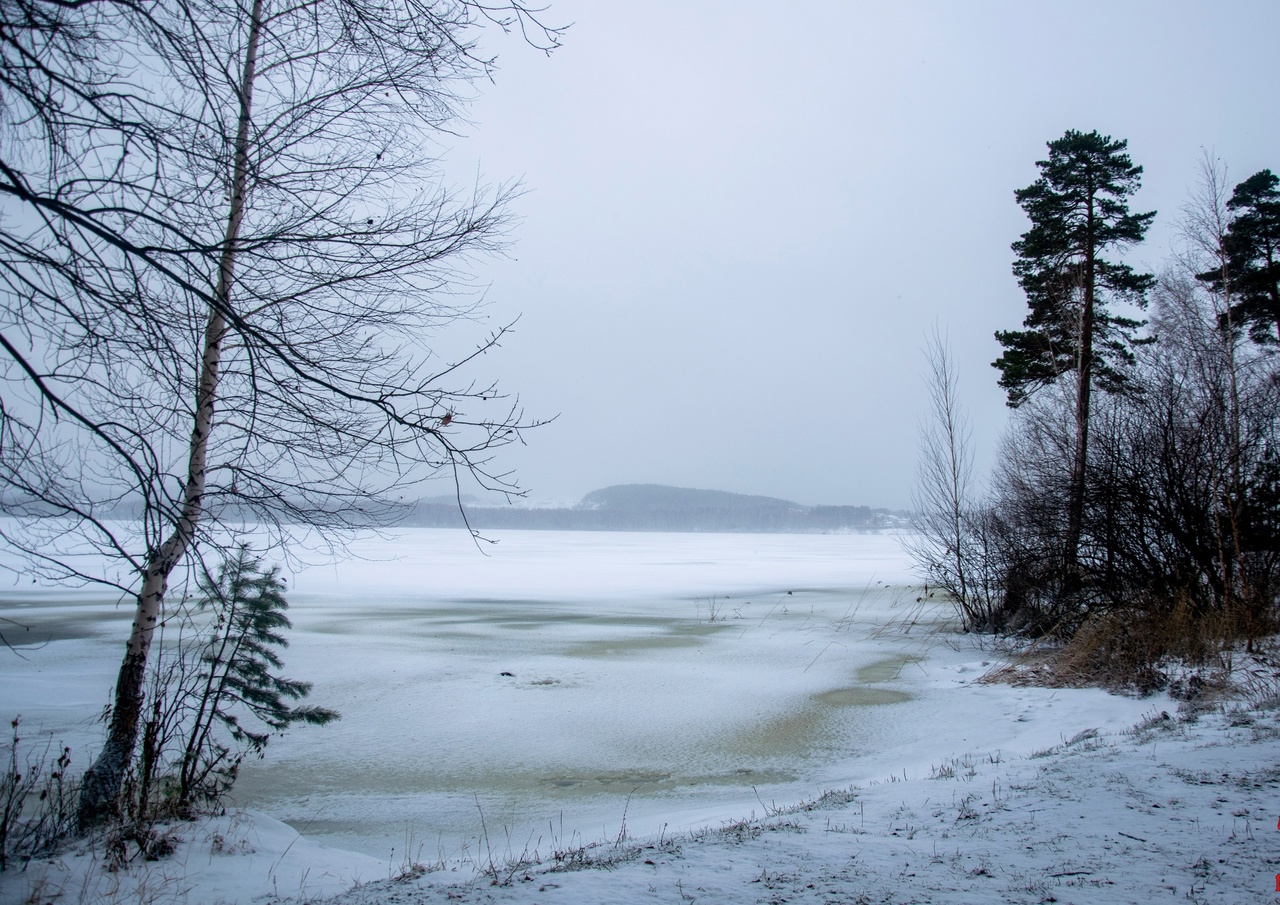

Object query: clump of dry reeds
[982,596,1275,698]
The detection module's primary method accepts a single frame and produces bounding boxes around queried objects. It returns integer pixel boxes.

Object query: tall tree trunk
[77,0,263,830]
[1267,242,1280,343]
[1064,188,1097,581]
[1065,299,1092,575]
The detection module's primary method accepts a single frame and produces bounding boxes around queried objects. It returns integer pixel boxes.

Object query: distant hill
[580,484,798,512]
[407,483,904,534]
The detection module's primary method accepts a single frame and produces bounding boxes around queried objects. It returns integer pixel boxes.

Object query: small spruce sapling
[177,546,338,806]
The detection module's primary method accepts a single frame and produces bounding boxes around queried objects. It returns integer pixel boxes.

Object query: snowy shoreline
[6,697,1277,904]
[3,530,1277,903]
[329,700,1280,905]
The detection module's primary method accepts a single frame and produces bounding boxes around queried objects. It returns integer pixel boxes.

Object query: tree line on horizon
[913,130,1280,688]
[406,495,898,533]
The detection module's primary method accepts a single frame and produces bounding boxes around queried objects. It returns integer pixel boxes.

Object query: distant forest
[407,484,905,533]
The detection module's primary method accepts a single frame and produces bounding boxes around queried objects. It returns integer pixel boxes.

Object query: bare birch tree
[1178,155,1248,606]
[0,0,561,827]
[909,326,982,626]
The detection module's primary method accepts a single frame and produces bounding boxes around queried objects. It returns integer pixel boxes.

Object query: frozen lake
[0,529,1153,863]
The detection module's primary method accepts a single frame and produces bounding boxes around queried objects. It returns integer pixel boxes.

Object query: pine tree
[177,547,338,806]
[1197,169,1280,346]
[993,130,1155,570]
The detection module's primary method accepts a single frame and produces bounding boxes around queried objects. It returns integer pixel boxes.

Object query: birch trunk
[77,0,263,829]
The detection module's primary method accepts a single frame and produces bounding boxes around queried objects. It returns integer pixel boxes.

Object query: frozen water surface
[0,528,1155,862]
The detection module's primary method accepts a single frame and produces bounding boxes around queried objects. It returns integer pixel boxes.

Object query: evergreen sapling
[176,547,338,806]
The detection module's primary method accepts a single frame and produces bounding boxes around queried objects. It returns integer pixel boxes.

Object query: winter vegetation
[1,0,1278,902]
[912,134,1280,690]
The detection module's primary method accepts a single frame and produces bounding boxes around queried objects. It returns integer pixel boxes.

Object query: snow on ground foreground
[7,701,1279,904]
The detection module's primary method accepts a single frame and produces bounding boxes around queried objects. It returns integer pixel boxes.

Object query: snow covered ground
[2,528,1277,903]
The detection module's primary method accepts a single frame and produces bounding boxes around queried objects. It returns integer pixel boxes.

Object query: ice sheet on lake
[0,529,1156,861]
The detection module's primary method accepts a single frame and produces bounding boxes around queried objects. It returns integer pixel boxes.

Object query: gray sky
[438,0,1280,509]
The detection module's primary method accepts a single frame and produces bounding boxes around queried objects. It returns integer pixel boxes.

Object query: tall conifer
[1197,169,1280,345]
[994,130,1155,570]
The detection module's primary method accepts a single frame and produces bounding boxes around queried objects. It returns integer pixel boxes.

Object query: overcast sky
[435,0,1280,509]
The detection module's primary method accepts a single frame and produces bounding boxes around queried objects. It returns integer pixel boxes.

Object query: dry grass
[1,719,77,874]
[980,598,1278,698]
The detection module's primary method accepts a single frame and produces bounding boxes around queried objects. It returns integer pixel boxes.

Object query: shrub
[0,718,76,871]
